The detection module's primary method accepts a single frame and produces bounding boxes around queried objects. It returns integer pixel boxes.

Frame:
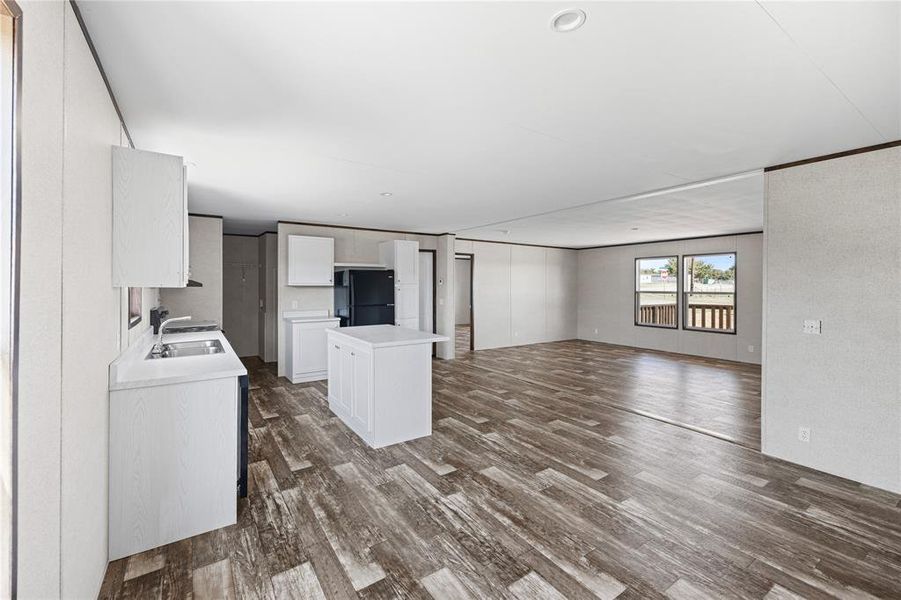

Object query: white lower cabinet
[284,315,340,383]
[327,326,443,448]
[109,377,238,560]
[330,339,373,433]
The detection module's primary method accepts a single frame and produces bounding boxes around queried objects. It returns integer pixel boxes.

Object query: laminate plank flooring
[99,341,901,599]
[455,324,471,356]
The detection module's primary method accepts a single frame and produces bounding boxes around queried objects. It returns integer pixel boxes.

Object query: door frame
[418,249,437,356]
[455,253,474,352]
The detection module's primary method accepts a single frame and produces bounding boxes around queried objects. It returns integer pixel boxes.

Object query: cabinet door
[351,349,372,432]
[394,283,419,321]
[112,146,187,287]
[327,341,341,402]
[338,346,354,413]
[393,240,419,284]
[295,322,329,376]
[288,235,335,286]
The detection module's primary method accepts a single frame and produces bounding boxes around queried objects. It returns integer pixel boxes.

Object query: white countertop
[328,325,448,349]
[283,316,340,323]
[109,329,247,392]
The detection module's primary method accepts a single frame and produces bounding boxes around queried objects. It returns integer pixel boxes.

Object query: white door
[394,240,419,284]
[288,235,334,286]
[295,322,329,377]
[395,284,419,323]
[418,252,433,333]
[351,350,372,432]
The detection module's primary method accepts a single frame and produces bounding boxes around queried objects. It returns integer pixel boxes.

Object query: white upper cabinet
[287,235,335,286]
[379,240,419,284]
[112,146,188,288]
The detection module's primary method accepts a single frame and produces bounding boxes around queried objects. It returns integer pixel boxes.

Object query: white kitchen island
[327,325,448,448]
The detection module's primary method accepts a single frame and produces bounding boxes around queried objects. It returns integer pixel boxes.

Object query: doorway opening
[455,253,473,355]
[418,249,436,356]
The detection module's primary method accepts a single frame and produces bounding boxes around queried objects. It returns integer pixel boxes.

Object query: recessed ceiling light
[550,9,586,33]
[380,192,393,197]
[631,227,639,231]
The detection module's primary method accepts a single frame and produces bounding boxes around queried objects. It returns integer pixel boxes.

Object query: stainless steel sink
[146,339,225,359]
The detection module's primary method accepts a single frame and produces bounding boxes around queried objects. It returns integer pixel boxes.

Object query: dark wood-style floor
[455,324,471,356]
[99,340,901,599]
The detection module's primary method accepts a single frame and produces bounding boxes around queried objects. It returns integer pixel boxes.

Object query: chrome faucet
[152,316,192,355]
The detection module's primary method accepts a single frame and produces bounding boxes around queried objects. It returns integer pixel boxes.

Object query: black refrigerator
[334,269,395,326]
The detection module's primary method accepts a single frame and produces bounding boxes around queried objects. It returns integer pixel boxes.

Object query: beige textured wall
[18,3,139,596]
[159,215,224,324]
[223,235,260,357]
[763,147,900,493]
[577,233,763,364]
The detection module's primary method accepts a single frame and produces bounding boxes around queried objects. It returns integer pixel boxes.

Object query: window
[683,253,736,333]
[635,257,678,328]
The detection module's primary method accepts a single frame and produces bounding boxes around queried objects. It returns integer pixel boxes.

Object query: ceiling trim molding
[764,140,901,173]
[69,0,135,149]
[456,237,574,251]
[277,219,442,238]
[188,212,223,219]
[578,230,763,251]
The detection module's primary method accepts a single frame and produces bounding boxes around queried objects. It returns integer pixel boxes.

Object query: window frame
[681,252,737,335]
[634,255,679,330]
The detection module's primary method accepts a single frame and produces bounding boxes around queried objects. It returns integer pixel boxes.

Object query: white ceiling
[79,1,900,247]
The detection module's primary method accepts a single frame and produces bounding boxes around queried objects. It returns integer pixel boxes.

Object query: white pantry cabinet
[288,235,335,286]
[379,240,419,284]
[379,240,420,328]
[284,314,340,383]
[112,146,188,288]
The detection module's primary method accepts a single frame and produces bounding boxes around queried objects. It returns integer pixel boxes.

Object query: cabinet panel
[288,235,335,286]
[396,317,419,330]
[338,346,353,412]
[327,341,341,402]
[112,146,187,287]
[351,349,371,432]
[395,284,419,321]
[295,322,329,375]
[394,240,419,284]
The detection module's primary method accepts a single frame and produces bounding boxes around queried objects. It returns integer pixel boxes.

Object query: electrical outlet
[803,319,822,335]
[291,300,298,309]
[747,345,754,353]
[798,427,811,443]
[593,328,599,335]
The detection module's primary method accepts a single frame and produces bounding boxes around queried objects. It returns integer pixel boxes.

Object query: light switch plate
[802,319,822,335]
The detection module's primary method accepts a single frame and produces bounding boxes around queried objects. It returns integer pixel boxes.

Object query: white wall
[577,234,762,364]
[454,257,471,324]
[17,3,146,596]
[276,223,439,375]
[223,235,260,357]
[764,147,901,493]
[159,215,223,325]
[454,240,578,350]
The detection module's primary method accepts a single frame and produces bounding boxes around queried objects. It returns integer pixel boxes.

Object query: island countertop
[109,329,247,391]
[327,325,448,349]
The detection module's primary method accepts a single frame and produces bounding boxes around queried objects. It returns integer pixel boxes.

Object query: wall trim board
[67,0,133,149]
[764,140,901,173]
[187,212,223,220]
[223,230,277,238]
[579,230,763,251]
[456,237,573,251]
[277,219,441,238]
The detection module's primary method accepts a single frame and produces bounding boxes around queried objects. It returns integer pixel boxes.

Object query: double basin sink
[146,339,225,360]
